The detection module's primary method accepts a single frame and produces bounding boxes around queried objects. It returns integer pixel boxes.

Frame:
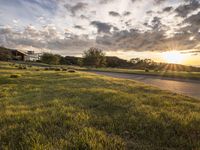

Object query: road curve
[88,71,200,100]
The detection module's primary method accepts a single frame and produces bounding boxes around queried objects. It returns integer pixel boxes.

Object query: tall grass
[0,61,200,149]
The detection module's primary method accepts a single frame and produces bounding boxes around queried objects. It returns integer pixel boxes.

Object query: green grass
[86,67,200,80]
[0,61,200,150]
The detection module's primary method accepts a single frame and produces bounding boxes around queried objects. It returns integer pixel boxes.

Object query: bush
[145,69,149,72]
[23,66,27,70]
[154,69,159,72]
[18,66,23,70]
[44,68,50,71]
[47,67,55,71]
[62,68,68,71]
[41,53,61,65]
[18,65,27,70]
[68,69,76,73]
[10,74,20,78]
[55,68,62,71]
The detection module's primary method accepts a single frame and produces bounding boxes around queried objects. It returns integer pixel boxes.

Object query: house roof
[12,49,27,55]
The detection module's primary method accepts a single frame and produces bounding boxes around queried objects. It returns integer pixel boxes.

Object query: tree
[83,47,106,67]
[106,56,131,67]
[130,58,141,65]
[60,56,82,66]
[0,52,12,61]
[0,47,12,61]
[41,53,61,65]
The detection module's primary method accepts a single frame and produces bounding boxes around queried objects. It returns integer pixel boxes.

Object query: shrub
[154,69,159,72]
[10,74,21,78]
[18,65,27,70]
[145,69,149,72]
[55,68,62,71]
[62,68,68,71]
[68,69,76,73]
[41,53,61,65]
[18,66,23,69]
[23,66,27,69]
[47,67,55,71]
[44,68,50,71]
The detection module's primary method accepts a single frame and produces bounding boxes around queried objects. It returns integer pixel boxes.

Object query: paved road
[88,71,200,100]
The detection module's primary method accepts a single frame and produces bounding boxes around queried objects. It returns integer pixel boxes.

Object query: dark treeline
[40,47,200,72]
[1,46,200,72]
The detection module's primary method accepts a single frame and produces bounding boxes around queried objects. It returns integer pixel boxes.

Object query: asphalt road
[89,71,200,100]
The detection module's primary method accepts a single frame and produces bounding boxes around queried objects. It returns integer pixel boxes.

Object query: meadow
[86,67,200,80]
[0,61,200,150]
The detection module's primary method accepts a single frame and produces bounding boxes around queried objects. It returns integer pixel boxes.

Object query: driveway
[88,71,200,100]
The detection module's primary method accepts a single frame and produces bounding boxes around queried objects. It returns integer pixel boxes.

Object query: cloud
[183,12,200,33]
[154,0,166,4]
[181,50,200,54]
[131,0,166,4]
[0,25,94,55]
[175,0,200,17]
[74,25,85,30]
[109,11,120,17]
[64,2,88,16]
[123,11,131,16]
[95,25,199,52]
[163,6,173,12]
[90,21,114,34]
[99,0,114,4]
[0,0,200,56]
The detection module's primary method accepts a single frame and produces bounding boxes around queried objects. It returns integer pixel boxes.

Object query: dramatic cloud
[0,0,200,56]
[175,0,200,17]
[0,25,94,55]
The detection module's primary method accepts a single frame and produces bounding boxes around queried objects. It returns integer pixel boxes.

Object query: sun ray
[162,51,186,64]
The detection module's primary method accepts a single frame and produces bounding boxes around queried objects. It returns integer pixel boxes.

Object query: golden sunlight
[162,51,186,64]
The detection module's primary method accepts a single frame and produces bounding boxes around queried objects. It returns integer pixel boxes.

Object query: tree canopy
[41,53,61,65]
[83,47,106,67]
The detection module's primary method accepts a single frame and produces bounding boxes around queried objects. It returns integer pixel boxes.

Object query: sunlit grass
[0,61,200,149]
[87,67,200,80]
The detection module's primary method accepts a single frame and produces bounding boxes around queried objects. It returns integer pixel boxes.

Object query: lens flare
[162,51,186,64]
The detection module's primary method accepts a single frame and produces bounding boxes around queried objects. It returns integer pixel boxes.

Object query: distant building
[0,48,27,61]
[13,50,28,61]
[0,47,42,61]
[25,51,42,61]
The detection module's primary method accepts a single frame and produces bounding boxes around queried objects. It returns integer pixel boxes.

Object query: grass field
[10,61,200,80]
[0,61,200,150]
[86,67,200,80]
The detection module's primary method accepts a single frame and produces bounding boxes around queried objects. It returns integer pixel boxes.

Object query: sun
[162,51,186,64]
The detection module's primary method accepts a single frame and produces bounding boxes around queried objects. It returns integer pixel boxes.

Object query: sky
[0,0,200,66]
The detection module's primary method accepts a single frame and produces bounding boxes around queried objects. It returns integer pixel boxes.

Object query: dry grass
[0,61,200,150]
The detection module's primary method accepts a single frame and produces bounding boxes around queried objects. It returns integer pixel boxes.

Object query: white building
[25,51,42,61]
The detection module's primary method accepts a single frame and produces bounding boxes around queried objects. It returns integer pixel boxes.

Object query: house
[0,48,27,61]
[25,51,42,61]
[12,50,27,61]
[0,47,42,61]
